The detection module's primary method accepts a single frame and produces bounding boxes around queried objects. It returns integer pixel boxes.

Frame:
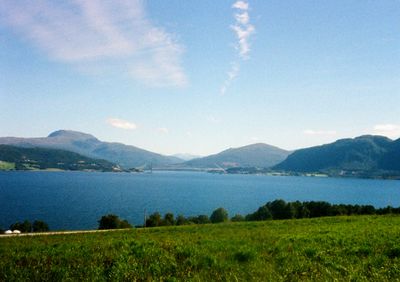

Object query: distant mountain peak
[48,130,97,140]
[183,142,290,169]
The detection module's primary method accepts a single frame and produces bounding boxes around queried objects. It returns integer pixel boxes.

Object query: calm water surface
[1,171,400,230]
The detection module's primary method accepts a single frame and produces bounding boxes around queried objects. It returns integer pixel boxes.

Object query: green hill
[1,216,400,280]
[183,143,291,169]
[273,135,400,178]
[0,145,119,171]
[0,130,182,169]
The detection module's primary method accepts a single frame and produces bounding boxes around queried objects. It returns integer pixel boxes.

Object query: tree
[10,220,32,232]
[176,214,188,225]
[163,213,175,226]
[32,220,49,232]
[246,205,272,221]
[196,215,211,224]
[145,212,162,227]
[210,207,228,223]
[267,200,295,220]
[98,214,132,230]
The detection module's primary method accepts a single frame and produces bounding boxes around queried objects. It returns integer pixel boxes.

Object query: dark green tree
[210,207,228,223]
[176,214,188,225]
[163,213,175,226]
[246,205,272,221]
[98,214,132,230]
[32,220,49,232]
[267,199,295,219]
[10,220,32,232]
[146,212,162,227]
[196,215,211,224]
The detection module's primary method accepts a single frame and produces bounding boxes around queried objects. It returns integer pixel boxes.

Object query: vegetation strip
[1,216,400,280]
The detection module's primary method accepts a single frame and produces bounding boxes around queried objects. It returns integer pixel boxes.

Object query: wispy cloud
[303,130,337,136]
[231,1,255,59]
[221,0,255,95]
[0,0,187,87]
[107,118,137,130]
[373,124,400,139]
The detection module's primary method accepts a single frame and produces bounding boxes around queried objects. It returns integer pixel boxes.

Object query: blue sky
[1,0,399,156]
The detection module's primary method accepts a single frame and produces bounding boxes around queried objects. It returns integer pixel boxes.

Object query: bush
[98,214,132,230]
[186,215,210,224]
[231,214,245,222]
[210,208,228,223]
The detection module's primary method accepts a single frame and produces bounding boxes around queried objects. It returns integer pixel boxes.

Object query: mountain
[183,143,291,169]
[0,145,118,171]
[171,153,202,161]
[0,130,182,168]
[273,135,400,177]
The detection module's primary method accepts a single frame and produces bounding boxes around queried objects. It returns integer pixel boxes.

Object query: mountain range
[0,130,181,168]
[1,130,400,178]
[0,130,290,169]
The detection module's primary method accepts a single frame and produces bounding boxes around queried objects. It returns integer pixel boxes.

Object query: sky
[1,0,399,156]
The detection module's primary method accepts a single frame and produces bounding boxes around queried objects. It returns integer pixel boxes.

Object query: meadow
[1,215,400,281]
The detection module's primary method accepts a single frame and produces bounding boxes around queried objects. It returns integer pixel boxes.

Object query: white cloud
[0,0,187,87]
[373,124,400,139]
[221,1,255,95]
[303,130,337,136]
[231,1,255,59]
[158,127,169,134]
[107,118,136,130]
[220,62,240,95]
[232,1,249,10]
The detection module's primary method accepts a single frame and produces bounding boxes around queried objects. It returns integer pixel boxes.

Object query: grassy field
[1,216,400,281]
[0,160,15,170]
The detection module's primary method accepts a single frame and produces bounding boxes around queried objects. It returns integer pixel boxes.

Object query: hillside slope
[274,135,400,177]
[184,143,290,169]
[0,145,118,171]
[0,130,182,168]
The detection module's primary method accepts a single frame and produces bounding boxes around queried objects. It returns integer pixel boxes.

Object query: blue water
[1,171,400,230]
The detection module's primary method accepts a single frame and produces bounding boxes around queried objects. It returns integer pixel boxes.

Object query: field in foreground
[1,216,400,281]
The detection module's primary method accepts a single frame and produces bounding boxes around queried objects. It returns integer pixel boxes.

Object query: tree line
[1,220,49,233]
[97,200,400,230]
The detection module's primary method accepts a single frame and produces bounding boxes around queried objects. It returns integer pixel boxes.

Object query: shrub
[210,208,228,223]
[231,214,245,222]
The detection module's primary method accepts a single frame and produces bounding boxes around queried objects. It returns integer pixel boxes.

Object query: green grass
[2,215,400,281]
[0,160,15,170]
